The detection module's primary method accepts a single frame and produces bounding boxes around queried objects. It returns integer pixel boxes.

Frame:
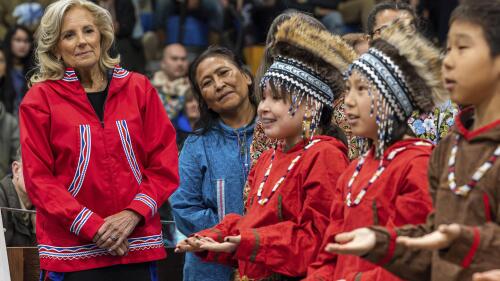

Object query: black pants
[41,262,156,281]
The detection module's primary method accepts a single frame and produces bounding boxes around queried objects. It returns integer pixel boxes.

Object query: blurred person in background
[0,48,19,179]
[0,100,19,180]
[366,1,458,144]
[0,44,19,178]
[342,32,370,54]
[97,0,146,73]
[152,43,190,122]
[152,43,192,246]
[1,25,34,115]
[0,147,36,247]
[175,89,200,149]
[153,0,224,45]
[366,1,417,39]
[0,0,52,39]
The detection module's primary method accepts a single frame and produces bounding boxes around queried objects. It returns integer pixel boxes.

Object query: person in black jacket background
[97,0,146,73]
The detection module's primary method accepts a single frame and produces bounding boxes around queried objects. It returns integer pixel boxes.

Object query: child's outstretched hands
[473,270,500,281]
[396,223,461,250]
[175,235,206,253]
[175,234,241,254]
[325,227,376,256]
[198,235,241,253]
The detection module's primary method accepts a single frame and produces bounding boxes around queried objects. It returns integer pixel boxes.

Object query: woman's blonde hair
[30,0,119,85]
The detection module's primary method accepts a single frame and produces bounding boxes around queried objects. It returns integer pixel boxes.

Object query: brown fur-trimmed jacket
[363,108,500,281]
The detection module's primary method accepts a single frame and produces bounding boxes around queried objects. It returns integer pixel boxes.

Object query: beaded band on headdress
[260,56,334,109]
[260,56,335,140]
[347,48,414,121]
[346,47,415,158]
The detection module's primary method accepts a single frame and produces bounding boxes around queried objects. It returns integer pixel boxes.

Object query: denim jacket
[170,119,255,281]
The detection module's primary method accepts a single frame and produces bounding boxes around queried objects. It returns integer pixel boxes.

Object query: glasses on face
[373,25,388,37]
[13,37,31,44]
[373,18,416,37]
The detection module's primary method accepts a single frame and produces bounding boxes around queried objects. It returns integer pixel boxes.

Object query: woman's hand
[93,210,142,254]
[325,228,376,256]
[109,239,129,256]
[396,224,461,250]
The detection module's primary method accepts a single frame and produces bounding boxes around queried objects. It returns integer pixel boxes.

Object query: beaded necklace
[257,139,321,205]
[346,141,431,207]
[448,134,500,196]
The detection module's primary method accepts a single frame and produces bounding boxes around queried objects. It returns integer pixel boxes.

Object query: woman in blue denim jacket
[170,46,256,281]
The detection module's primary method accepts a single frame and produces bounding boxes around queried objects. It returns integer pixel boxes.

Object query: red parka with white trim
[19,67,179,272]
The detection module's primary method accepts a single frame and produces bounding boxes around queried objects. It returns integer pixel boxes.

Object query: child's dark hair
[450,0,500,57]
[366,2,417,37]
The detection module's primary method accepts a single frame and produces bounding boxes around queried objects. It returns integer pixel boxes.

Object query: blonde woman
[19,0,179,279]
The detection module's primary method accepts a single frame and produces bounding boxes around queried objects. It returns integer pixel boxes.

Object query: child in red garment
[323,1,500,281]
[175,15,357,280]
[305,20,447,281]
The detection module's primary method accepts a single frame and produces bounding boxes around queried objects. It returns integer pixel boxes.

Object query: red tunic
[19,67,179,272]
[197,136,350,279]
[306,139,434,281]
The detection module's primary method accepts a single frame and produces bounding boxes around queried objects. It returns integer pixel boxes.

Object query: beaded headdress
[260,15,357,139]
[346,20,446,157]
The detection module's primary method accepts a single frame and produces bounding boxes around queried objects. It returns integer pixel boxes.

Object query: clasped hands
[92,210,142,256]
[175,234,241,254]
[324,224,462,256]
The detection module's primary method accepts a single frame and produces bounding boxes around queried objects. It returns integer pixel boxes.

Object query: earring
[302,106,312,140]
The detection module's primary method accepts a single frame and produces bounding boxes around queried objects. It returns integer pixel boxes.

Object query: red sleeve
[235,147,349,277]
[20,88,104,242]
[125,80,179,220]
